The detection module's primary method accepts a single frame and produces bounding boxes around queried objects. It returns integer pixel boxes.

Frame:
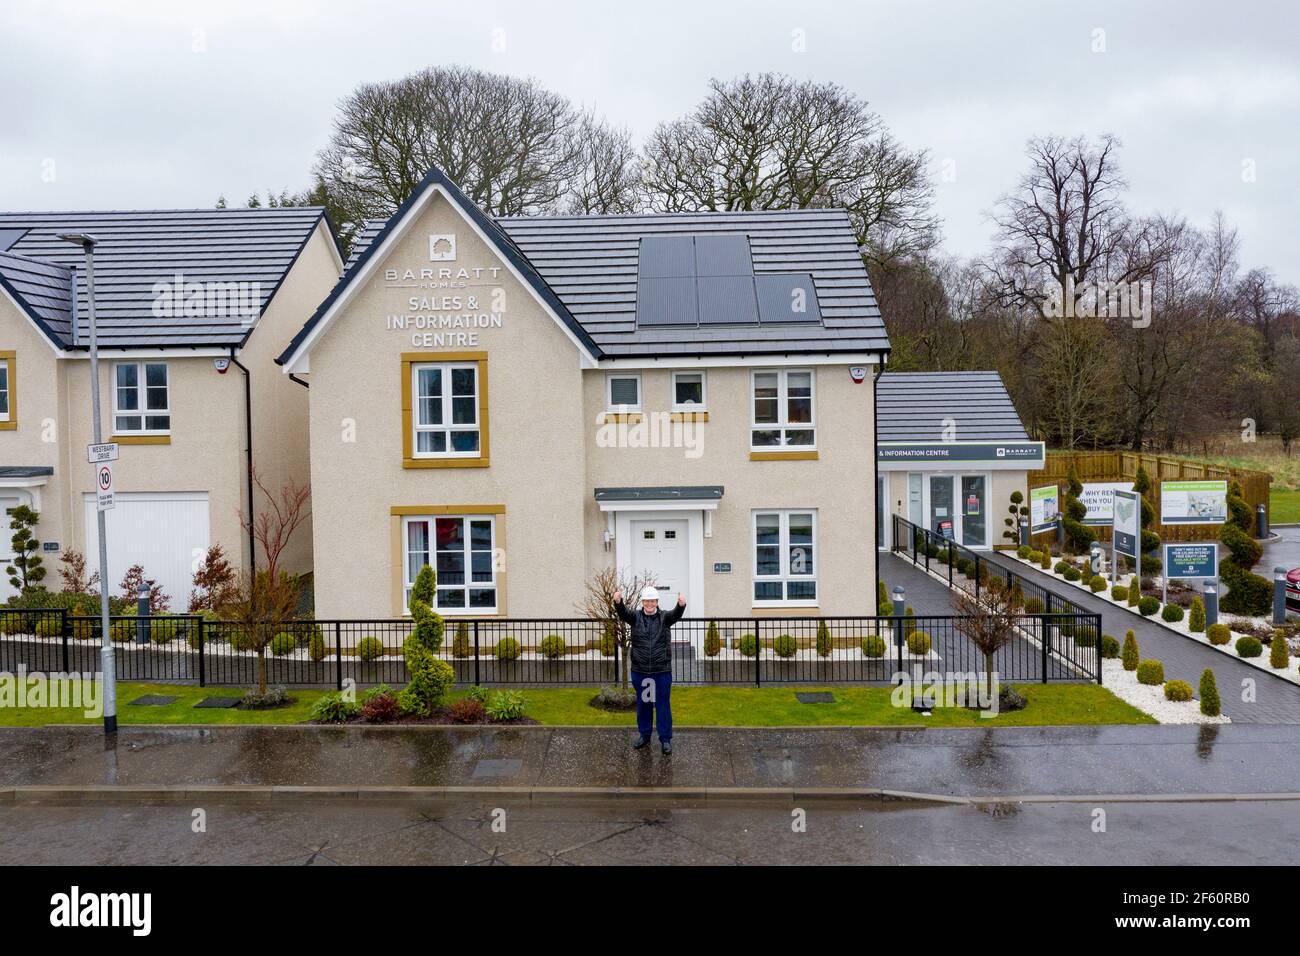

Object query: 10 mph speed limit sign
[96,462,115,512]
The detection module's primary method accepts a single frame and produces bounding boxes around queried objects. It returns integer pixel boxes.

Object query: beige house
[278,169,891,622]
[0,208,343,606]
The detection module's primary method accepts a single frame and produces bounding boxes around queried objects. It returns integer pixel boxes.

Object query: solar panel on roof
[638,236,695,278]
[697,275,759,325]
[694,234,753,277]
[636,277,698,326]
[756,274,821,324]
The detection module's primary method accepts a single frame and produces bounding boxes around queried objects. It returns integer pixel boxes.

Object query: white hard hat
[640,586,660,601]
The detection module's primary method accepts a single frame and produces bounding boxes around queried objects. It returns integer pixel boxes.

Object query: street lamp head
[57,232,99,248]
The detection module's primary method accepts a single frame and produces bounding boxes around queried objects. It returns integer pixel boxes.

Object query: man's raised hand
[613,590,623,604]
[677,593,686,606]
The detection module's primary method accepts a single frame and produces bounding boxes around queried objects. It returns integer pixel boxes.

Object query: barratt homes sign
[876,441,1045,468]
[382,233,507,347]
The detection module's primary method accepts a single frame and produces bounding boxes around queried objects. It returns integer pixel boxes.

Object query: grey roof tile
[0,208,330,350]
[877,371,1030,442]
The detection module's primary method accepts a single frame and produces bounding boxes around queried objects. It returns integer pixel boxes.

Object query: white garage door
[83,492,210,611]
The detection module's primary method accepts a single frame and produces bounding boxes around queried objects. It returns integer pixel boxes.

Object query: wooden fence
[1027,451,1272,544]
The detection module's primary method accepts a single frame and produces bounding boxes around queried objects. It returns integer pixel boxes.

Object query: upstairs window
[751,369,814,448]
[606,373,641,413]
[413,362,480,456]
[0,353,12,426]
[113,362,170,434]
[672,371,706,412]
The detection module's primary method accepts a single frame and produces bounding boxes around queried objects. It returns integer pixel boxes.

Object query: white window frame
[0,359,10,422]
[671,370,707,412]
[402,514,499,615]
[749,368,815,450]
[112,361,170,435]
[605,372,642,413]
[751,509,819,607]
[411,361,481,459]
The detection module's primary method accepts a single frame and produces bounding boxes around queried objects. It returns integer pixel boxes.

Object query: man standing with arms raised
[613,586,686,755]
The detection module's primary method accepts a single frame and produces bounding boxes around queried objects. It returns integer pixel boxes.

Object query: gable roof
[277,168,602,369]
[341,203,889,360]
[877,371,1031,442]
[0,208,334,350]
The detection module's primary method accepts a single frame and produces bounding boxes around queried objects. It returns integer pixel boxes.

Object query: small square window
[672,371,706,411]
[664,530,676,539]
[607,373,641,411]
[642,529,656,539]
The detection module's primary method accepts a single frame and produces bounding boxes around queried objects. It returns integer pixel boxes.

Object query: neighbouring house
[0,208,343,605]
[277,168,891,623]
[876,371,1044,551]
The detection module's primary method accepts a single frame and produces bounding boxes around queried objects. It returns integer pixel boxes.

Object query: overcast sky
[2,0,1296,282]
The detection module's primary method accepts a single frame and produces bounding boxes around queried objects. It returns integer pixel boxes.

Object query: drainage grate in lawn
[472,759,522,778]
[795,692,835,704]
[128,695,179,707]
[193,696,242,709]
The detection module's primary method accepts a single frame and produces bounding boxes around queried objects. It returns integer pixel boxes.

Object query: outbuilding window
[606,373,642,412]
[752,509,817,605]
[403,514,498,613]
[113,361,170,435]
[751,369,814,448]
[672,371,706,411]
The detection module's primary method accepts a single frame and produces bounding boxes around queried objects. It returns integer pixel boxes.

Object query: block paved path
[882,550,1300,724]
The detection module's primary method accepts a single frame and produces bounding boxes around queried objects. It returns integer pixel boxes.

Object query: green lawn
[1271,488,1300,525]
[1,680,1153,728]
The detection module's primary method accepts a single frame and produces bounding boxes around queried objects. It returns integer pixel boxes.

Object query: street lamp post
[59,233,117,735]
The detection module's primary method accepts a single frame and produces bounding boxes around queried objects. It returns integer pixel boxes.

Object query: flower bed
[1007,553,1300,687]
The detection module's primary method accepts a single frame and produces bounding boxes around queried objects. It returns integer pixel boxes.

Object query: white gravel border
[1101,658,1229,724]
[1005,554,1300,688]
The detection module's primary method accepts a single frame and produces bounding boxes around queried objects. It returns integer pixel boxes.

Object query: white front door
[0,494,24,602]
[630,518,689,603]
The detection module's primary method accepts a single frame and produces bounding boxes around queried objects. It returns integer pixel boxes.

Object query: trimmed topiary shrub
[1122,631,1139,671]
[1161,604,1184,623]
[1136,659,1164,685]
[877,580,889,610]
[451,622,471,658]
[903,607,917,636]
[906,631,931,655]
[1138,596,1160,616]
[1039,550,1051,570]
[599,623,616,657]
[1270,630,1291,669]
[815,620,831,658]
[1100,634,1120,658]
[1023,596,1044,614]
[861,634,886,658]
[495,637,522,661]
[1199,669,1221,717]
[704,620,721,657]
[539,634,567,660]
[1235,635,1262,658]
[1127,575,1141,607]
[1017,545,1032,559]
[1089,575,1107,593]
[1164,679,1193,702]
[1073,629,1096,648]
[308,628,327,662]
[269,631,297,656]
[773,634,797,658]
[1111,585,1128,602]
[1206,623,1231,646]
[1054,560,1071,575]
[1219,481,1270,615]
[738,634,758,657]
[1027,550,1042,564]
[1188,597,1206,633]
[1063,567,1082,582]
[398,639,456,716]
[356,636,384,661]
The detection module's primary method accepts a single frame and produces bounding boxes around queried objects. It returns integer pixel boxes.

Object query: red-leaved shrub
[448,697,485,724]
[360,692,401,723]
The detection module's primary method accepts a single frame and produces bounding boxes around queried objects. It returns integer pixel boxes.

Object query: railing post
[473,620,481,686]
[754,620,761,687]
[947,539,953,587]
[60,609,69,673]
[334,623,343,691]
[1040,607,1048,684]
[974,553,981,603]
[197,616,206,687]
[1095,613,1104,684]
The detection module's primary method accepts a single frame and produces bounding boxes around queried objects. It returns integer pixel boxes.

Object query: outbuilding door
[83,492,210,609]
[629,518,689,605]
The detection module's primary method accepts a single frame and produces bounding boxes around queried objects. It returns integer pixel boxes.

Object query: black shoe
[661,740,672,755]
[633,736,651,749]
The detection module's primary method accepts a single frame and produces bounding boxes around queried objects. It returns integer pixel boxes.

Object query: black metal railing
[1,598,1101,688]
[890,515,1102,683]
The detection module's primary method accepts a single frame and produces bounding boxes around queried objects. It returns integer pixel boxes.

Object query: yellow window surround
[401,351,490,469]
[0,351,15,431]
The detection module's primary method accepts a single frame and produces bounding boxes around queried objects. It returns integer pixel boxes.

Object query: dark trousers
[631,670,672,741]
